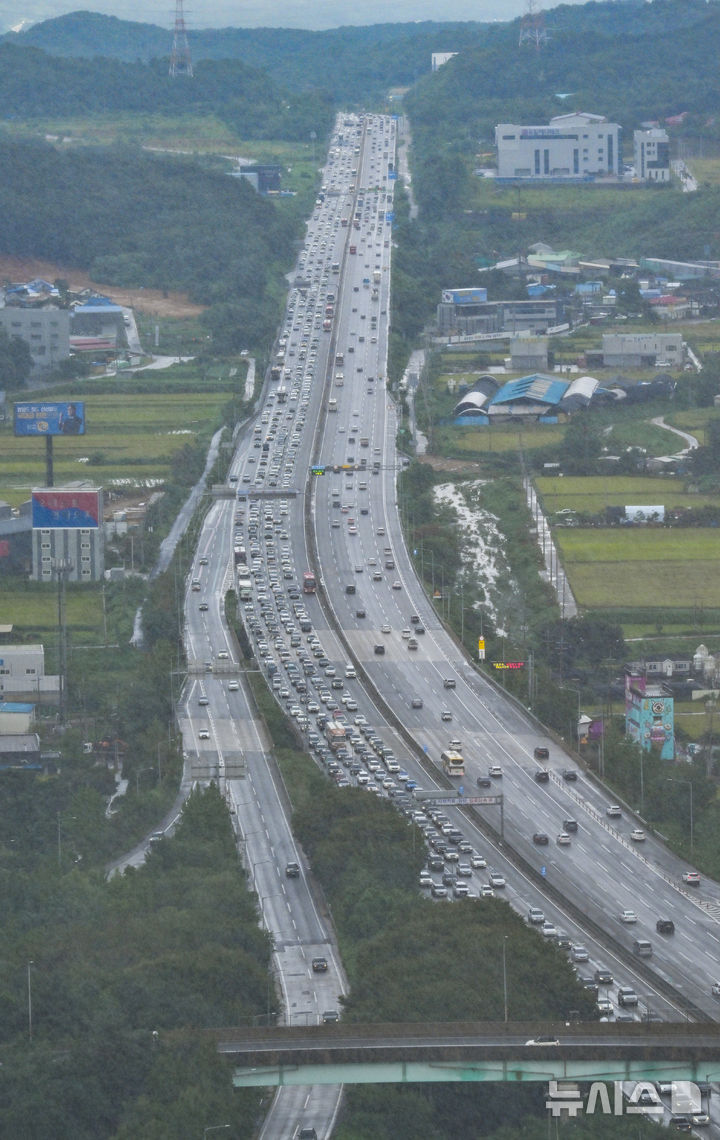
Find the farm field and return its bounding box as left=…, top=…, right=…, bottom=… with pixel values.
left=0, top=582, right=105, bottom=654
left=0, top=389, right=231, bottom=504
left=558, top=528, right=720, bottom=609
left=438, top=422, right=565, bottom=454
left=537, top=475, right=720, bottom=514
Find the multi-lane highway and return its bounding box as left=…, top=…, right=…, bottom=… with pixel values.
left=177, top=111, right=720, bottom=1135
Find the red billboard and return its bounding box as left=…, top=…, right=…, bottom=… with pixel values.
left=32, top=489, right=101, bottom=529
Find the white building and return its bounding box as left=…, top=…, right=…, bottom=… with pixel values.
left=602, top=332, right=683, bottom=369
left=0, top=306, right=70, bottom=374
left=633, top=128, right=670, bottom=182
left=495, top=112, right=622, bottom=181
left=0, top=645, right=60, bottom=700
left=431, top=52, right=457, bottom=71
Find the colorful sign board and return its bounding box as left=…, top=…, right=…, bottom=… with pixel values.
left=441, top=288, right=488, bottom=305
left=14, top=402, right=86, bottom=436
left=32, top=489, right=101, bottom=529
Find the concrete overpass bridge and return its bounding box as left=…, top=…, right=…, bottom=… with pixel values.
left=213, top=1022, right=720, bottom=1089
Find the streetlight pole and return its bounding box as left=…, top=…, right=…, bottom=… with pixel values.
left=27, top=960, right=33, bottom=1041
left=667, top=778, right=694, bottom=856
left=502, top=936, right=508, bottom=1023
left=561, top=686, right=582, bottom=747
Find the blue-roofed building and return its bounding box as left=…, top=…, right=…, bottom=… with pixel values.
left=488, top=373, right=569, bottom=420
left=0, top=701, right=35, bottom=734
left=71, top=295, right=125, bottom=340
left=452, top=372, right=601, bottom=424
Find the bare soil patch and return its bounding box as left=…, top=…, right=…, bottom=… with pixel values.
left=0, top=255, right=205, bottom=318
left=417, top=454, right=485, bottom=475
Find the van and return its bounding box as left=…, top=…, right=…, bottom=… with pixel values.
left=633, top=939, right=653, bottom=958
left=443, top=678, right=456, bottom=689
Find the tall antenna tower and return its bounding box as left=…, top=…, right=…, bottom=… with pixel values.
left=519, top=0, right=548, bottom=50
left=169, top=0, right=193, bottom=78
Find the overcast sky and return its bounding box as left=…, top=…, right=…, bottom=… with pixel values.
left=1, top=0, right=593, bottom=34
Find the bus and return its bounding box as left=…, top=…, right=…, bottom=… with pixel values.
left=303, top=570, right=317, bottom=594
left=441, top=750, right=465, bottom=777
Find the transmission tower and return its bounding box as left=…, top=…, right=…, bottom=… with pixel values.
left=169, top=0, right=193, bottom=77
left=519, top=0, right=548, bottom=49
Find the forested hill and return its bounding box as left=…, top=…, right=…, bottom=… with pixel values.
left=407, top=0, right=720, bottom=141
left=3, top=13, right=485, bottom=98
left=0, top=41, right=334, bottom=139
left=5, top=0, right=720, bottom=105
left=0, top=134, right=300, bottom=353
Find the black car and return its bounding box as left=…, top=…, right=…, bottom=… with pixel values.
left=476, top=776, right=492, bottom=788
left=533, top=832, right=550, bottom=845
left=373, top=644, right=385, bottom=655
left=562, top=769, right=578, bottom=781
left=534, top=769, right=550, bottom=783
left=311, top=957, right=328, bottom=972
left=563, top=819, right=579, bottom=833
left=656, top=918, right=675, bottom=935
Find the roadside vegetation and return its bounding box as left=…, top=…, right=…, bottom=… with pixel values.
left=0, top=785, right=268, bottom=1139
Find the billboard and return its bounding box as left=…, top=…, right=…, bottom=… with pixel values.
left=441, top=288, right=488, bottom=305
left=14, top=402, right=85, bottom=437
left=32, top=489, right=101, bottom=529
left=625, top=505, right=665, bottom=523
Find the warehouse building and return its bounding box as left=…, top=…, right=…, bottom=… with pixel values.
left=495, top=112, right=622, bottom=181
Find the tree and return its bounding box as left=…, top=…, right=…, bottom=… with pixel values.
left=0, top=324, right=33, bottom=388
left=562, top=413, right=604, bottom=474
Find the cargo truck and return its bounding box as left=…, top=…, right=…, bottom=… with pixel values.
left=325, top=720, right=347, bottom=751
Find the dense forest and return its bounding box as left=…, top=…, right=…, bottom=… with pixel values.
left=0, top=786, right=269, bottom=1138
left=5, top=0, right=720, bottom=114
left=0, top=41, right=335, bottom=138
left=0, top=134, right=302, bottom=353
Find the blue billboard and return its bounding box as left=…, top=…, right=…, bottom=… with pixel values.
left=14, top=402, right=85, bottom=436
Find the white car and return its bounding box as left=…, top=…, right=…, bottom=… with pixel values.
left=630, top=829, right=646, bottom=842
left=619, top=909, right=637, bottom=923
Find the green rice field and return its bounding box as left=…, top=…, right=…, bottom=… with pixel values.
left=0, top=390, right=231, bottom=503
left=538, top=475, right=719, bottom=514
left=558, top=528, right=720, bottom=608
